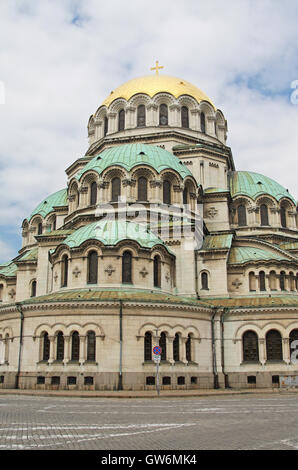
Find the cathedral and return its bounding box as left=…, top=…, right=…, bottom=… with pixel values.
left=0, top=65, right=297, bottom=391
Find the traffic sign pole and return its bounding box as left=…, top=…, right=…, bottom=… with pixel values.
left=153, top=343, right=161, bottom=396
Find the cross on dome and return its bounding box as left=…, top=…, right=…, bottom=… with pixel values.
left=150, top=60, right=164, bottom=75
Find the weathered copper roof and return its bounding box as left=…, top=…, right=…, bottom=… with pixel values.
left=30, top=188, right=68, bottom=221
left=228, top=246, right=291, bottom=265
left=201, top=234, right=233, bottom=251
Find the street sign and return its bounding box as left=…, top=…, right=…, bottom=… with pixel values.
left=153, top=354, right=161, bottom=363
left=153, top=346, right=161, bottom=356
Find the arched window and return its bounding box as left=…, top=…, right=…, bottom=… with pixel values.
left=243, top=331, right=259, bottom=362
left=31, top=280, right=37, bottom=297
left=144, top=332, right=152, bottom=361
left=259, top=271, right=266, bottom=291
left=61, top=255, right=68, bottom=287
left=122, top=251, right=132, bottom=284
left=280, top=205, right=287, bottom=228
left=260, top=204, right=269, bottom=226
left=290, top=330, right=298, bottom=362
left=183, top=187, right=188, bottom=205
left=159, top=104, right=168, bottom=126
left=118, top=109, right=125, bottom=131
left=201, top=272, right=209, bottom=290
left=87, top=251, right=98, bottom=284
left=163, top=180, right=171, bottom=205
left=181, top=106, right=189, bottom=128
left=52, top=216, right=56, bottom=231
left=42, top=332, right=50, bottom=361
left=137, top=177, right=147, bottom=201
left=173, top=334, right=180, bottom=362
left=111, top=177, right=121, bottom=202
left=38, top=222, right=43, bottom=235
left=87, top=331, right=96, bottom=361
left=104, top=116, right=108, bottom=136
left=137, top=105, right=146, bottom=127
left=280, top=271, right=286, bottom=291
left=200, top=112, right=206, bottom=133
left=153, top=255, right=161, bottom=288
left=237, top=205, right=247, bottom=226
left=56, top=332, right=64, bottom=361
left=186, top=334, right=192, bottom=362
left=90, top=182, right=97, bottom=205
left=159, top=332, right=167, bottom=361
left=266, top=330, right=283, bottom=361
left=249, top=272, right=256, bottom=292
left=71, top=331, right=80, bottom=361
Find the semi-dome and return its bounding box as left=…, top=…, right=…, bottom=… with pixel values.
left=29, top=188, right=68, bottom=221
left=77, top=143, right=194, bottom=181
left=62, top=219, right=173, bottom=252
left=229, top=171, right=296, bottom=203
left=102, top=74, right=215, bottom=108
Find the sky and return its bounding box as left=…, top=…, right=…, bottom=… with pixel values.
left=0, top=0, right=298, bottom=262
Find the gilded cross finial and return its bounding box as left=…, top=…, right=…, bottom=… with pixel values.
left=150, top=60, right=164, bottom=75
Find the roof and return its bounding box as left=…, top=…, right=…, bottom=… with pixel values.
left=0, top=261, right=17, bottom=278
left=30, top=188, right=68, bottom=221
left=102, top=74, right=215, bottom=108
left=77, top=143, right=194, bottom=182
left=17, top=247, right=38, bottom=262
left=204, top=295, right=298, bottom=309
left=279, top=242, right=298, bottom=252
left=62, top=220, right=174, bottom=253
left=229, top=171, right=296, bottom=203
left=228, top=246, right=291, bottom=265
left=201, top=234, right=233, bottom=251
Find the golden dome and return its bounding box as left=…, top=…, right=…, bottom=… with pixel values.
left=102, top=74, right=215, bottom=108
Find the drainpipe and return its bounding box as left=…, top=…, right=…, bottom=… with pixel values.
left=220, top=307, right=230, bottom=388
left=15, top=303, right=24, bottom=389
left=118, top=299, right=123, bottom=391
left=211, top=308, right=219, bottom=389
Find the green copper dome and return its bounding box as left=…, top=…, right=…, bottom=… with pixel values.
left=229, top=171, right=296, bottom=203
left=63, top=219, right=173, bottom=253
left=77, top=143, right=194, bottom=181
left=30, top=188, right=68, bottom=221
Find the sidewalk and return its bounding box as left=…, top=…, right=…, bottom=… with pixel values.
left=0, top=387, right=297, bottom=399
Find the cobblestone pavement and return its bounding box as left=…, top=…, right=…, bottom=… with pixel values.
left=0, top=393, right=298, bottom=450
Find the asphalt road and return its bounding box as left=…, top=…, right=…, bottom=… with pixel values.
left=0, top=393, right=298, bottom=450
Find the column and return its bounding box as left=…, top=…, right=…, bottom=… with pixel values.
left=79, top=335, right=86, bottom=365
left=167, top=336, right=174, bottom=364
left=49, top=336, right=55, bottom=364
left=283, top=338, right=290, bottom=364
left=63, top=336, right=70, bottom=364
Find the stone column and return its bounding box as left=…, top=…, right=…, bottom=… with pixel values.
left=259, top=338, right=266, bottom=364
left=125, top=106, right=136, bottom=129
left=180, top=337, right=188, bottom=363
left=167, top=336, right=174, bottom=364
left=169, top=104, right=180, bottom=127
left=63, top=336, right=70, bottom=364
left=190, top=109, right=200, bottom=130
left=48, top=336, right=55, bottom=364
left=79, top=336, right=86, bottom=365
left=146, top=104, right=158, bottom=127
left=107, top=112, right=117, bottom=134
left=283, top=337, right=290, bottom=364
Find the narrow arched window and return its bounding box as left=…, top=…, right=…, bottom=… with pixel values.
left=118, top=109, right=125, bottom=131
left=111, top=177, right=121, bottom=202
left=144, top=332, right=152, bottom=361
left=260, top=204, right=269, bottom=226
left=280, top=205, right=287, bottom=228
left=237, top=205, right=247, bottom=226
left=243, top=331, right=259, bottom=362
left=183, top=187, right=188, bottom=205
left=163, top=180, right=171, bottom=205
left=159, top=104, right=168, bottom=125
left=280, top=271, right=286, bottom=291
left=137, top=105, right=146, bottom=127
left=52, top=216, right=56, bottom=231
left=173, top=334, right=180, bottom=362
left=38, top=222, right=43, bottom=235
left=259, top=271, right=266, bottom=291
left=56, top=332, right=64, bottom=361
left=137, top=177, right=147, bottom=201
left=200, top=112, right=206, bottom=133
left=71, top=331, right=80, bottom=361
left=104, top=116, right=108, bottom=136
left=122, top=251, right=132, bottom=284
left=186, top=334, right=192, bottom=362
left=201, top=272, right=208, bottom=290
left=42, top=333, right=50, bottom=361
left=153, top=255, right=161, bottom=288
left=87, top=251, right=98, bottom=284
left=61, top=255, right=68, bottom=287
left=31, top=280, right=37, bottom=297
left=159, top=332, right=167, bottom=361
left=90, top=182, right=97, bottom=205
left=266, top=330, right=283, bottom=361
left=87, top=331, right=96, bottom=361
left=181, top=106, right=189, bottom=128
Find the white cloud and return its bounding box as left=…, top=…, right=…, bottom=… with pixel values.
left=0, top=0, right=297, bottom=257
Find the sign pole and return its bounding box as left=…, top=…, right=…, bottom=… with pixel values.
left=153, top=329, right=161, bottom=396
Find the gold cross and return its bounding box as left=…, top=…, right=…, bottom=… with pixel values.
left=150, top=60, right=164, bottom=75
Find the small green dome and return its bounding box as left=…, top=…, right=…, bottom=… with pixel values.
left=30, top=188, right=68, bottom=221
left=77, top=143, right=194, bottom=181
left=229, top=171, right=296, bottom=203
left=63, top=219, right=172, bottom=252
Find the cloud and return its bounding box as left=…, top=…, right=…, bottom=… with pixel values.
left=0, top=0, right=297, bottom=258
